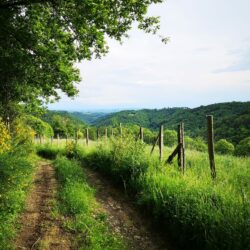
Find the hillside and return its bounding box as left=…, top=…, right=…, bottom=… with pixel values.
left=94, top=102, right=250, bottom=144
left=70, top=112, right=108, bottom=124
left=42, top=110, right=87, bottom=136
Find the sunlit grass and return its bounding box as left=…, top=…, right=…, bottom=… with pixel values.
left=54, top=156, right=127, bottom=249
left=37, top=138, right=250, bottom=249
left=0, top=152, right=37, bottom=249
left=78, top=137, right=250, bottom=250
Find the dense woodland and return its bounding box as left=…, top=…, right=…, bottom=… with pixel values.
left=85, top=101, right=250, bottom=145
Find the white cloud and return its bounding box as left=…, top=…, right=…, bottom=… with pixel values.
left=49, top=0, right=250, bottom=111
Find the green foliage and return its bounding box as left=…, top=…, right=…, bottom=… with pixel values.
left=76, top=139, right=250, bottom=250
left=235, top=137, right=250, bottom=157
left=42, top=111, right=86, bottom=137
left=0, top=0, right=164, bottom=116
left=185, top=137, right=207, bottom=152
left=71, top=112, right=108, bottom=124
left=94, top=102, right=250, bottom=145
left=215, top=139, right=234, bottom=155
left=0, top=151, right=35, bottom=249
left=164, top=129, right=177, bottom=146
left=143, top=127, right=157, bottom=144
left=54, top=156, right=126, bottom=249
left=23, top=114, right=53, bottom=137
left=36, top=144, right=64, bottom=159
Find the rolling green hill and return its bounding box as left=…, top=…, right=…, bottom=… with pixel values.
left=94, top=102, right=250, bottom=144
left=42, top=111, right=87, bottom=137
left=70, top=112, right=108, bottom=124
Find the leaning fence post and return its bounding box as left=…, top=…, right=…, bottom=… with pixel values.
left=159, top=125, right=164, bottom=161
left=151, top=134, right=159, bottom=155
left=111, top=128, right=114, bottom=137
left=181, top=123, right=185, bottom=174
left=177, top=124, right=182, bottom=169
left=207, top=115, right=216, bottom=179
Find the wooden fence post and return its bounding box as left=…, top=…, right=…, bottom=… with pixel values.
left=151, top=134, right=159, bottom=155
left=57, top=133, right=60, bottom=146
left=181, top=123, right=185, bottom=174
left=39, top=134, right=42, bottom=144
left=177, top=123, right=185, bottom=172
left=139, top=127, right=144, bottom=142
left=159, top=125, right=164, bottom=161
left=178, top=125, right=182, bottom=168
left=111, top=128, right=114, bottom=137
left=51, top=136, right=53, bottom=145
left=86, top=128, right=89, bottom=146
left=207, top=115, right=216, bottom=179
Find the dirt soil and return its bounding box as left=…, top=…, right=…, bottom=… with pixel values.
left=14, top=162, right=71, bottom=250
left=85, top=168, right=176, bottom=250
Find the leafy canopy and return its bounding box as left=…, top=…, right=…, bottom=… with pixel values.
left=0, top=0, right=165, bottom=117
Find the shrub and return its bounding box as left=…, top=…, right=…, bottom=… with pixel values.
left=23, top=115, right=54, bottom=138
left=36, top=144, right=63, bottom=159
left=0, top=120, right=11, bottom=154
left=11, top=117, right=35, bottom=155
left=185, top=137, right=207, bottom=152
left=235, top=137, right=250, bottom=157
left=164, top=130, right=177, bottom=147
left=215, top=139, right=234, bottom=155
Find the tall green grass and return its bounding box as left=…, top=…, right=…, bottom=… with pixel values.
left=36, top=143, right=65, bottom=159
left=77, top=136, right=250, bottom=250
left=0, top=151, right=36, bottom=249
left=54, top=156, right=127, bottom=250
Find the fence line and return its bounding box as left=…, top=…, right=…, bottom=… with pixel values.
left=35, top=114, right=216, bottom=179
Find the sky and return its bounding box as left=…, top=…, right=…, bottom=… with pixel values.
left=49, top=0, right=250, bottom=111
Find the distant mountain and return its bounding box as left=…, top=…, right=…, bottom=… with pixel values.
left=70, top=112, right=109, bottom=124
left=94, top=102, right=250, bottom=144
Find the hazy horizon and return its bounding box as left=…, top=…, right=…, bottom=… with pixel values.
left=48, top=100, right=249, bottom=113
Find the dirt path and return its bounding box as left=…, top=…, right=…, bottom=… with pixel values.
left=14, top=162, right=71, bottom=250
left=85, top=168, right=175, bottom=250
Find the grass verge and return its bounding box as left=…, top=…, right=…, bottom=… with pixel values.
left=0, top=152, right=37, bottom=249
left=53, top=156, right=127, bottom=250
